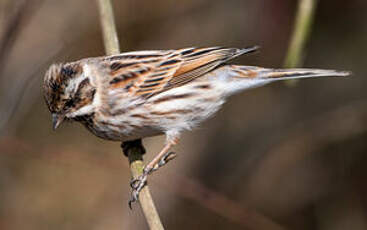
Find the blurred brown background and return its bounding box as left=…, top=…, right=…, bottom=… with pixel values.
left=0, top=0, right=366, bottom=229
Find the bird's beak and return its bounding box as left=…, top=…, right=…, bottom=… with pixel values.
left=52, top=113, right=64, bottom=130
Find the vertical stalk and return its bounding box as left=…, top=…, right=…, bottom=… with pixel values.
left=96, top=0, right=119, bottom=55
left=96, top=1, right=164, bottom=229
left=284, top=0, right=318, bottom=85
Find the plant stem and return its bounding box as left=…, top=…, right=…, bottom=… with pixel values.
left=123, top=140, right=164, bottom=229
left=284, top=0, right=318, bottom=85
left=96, top=1, right=164, bottom=229
left=96, top=0, right=120, bottom=55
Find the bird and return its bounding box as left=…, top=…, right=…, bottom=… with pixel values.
left=43, top=46, right=350, bottom=205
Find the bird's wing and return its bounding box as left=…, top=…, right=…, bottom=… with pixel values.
left=100, top=46, right=258, bottom=99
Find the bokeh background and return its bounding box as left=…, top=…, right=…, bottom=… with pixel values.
left=0, top=0, right=366, bottom=229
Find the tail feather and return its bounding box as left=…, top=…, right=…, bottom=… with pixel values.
left=216, top=65, right=351, bottom=96
left=230, top=65, right=351, bottom=80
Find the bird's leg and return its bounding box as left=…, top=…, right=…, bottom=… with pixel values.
left=150, top=151, right=177, bottom=172
left=146, top=138, right=179, bottom=173
left=129, top=138, right=178, bottom=205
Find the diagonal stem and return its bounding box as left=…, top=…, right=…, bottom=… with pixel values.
left=96, top=0, right=164, bottom=229
left=122, top=140, right=164, bottom=229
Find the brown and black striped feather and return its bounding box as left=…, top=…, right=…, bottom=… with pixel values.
left=99, top=47, right=255, bottom=99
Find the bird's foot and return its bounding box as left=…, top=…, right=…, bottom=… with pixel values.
left=128, top=152, right=177, bottom=208
left=129, top=170, right=148, bottom=209
left=151, top=151, right=177, bottom=172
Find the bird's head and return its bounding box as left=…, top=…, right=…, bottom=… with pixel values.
left=43, top=63, right=96, bottom=129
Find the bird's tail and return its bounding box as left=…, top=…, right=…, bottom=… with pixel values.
left=229, top=65, right=351, bottom=80
left=215, top=65, right=351, bottom=96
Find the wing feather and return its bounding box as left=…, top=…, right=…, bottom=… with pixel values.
left=100, top=46, right=258, bottom=99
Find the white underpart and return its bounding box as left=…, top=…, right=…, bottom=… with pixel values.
left=145, top=66, right=272, bottom=140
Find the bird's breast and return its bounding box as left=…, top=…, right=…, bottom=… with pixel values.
left=73, top=111, right=162, bottom=141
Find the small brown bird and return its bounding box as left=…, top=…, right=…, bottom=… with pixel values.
left=43, top=46, right=350, bottom=204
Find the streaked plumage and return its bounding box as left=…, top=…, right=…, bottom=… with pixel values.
left=43, top=46, right=350, bottom=204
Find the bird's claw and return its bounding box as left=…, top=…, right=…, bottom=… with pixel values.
left=128, top=172, right=148, bottom=209
left=128, top=189, right=139, bottom=209
left=130, top=176, right=144, bottom=190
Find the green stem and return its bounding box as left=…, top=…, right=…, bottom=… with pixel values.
left=284, top=0, right=318, bottom=85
